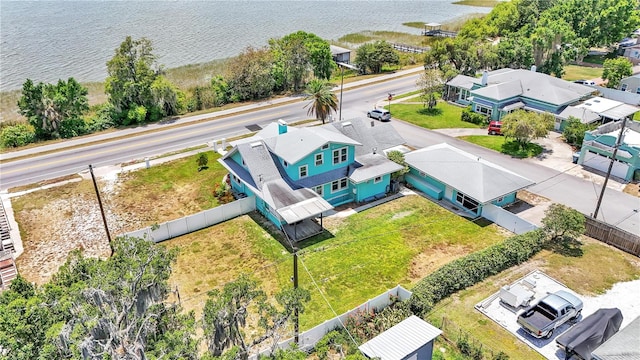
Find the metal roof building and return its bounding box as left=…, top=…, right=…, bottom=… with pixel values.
left=359, top=315, right=442, bottom=360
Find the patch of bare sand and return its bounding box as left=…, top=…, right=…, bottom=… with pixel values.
left=14, top=177, right=145, bottom=284
left=408, top=244, right=470, bottom=281
left=623, top=182, right=639, bottom=198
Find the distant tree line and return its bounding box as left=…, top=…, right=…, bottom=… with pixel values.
left=2, top=30, right=400, bottom=148
left=424, top=0, right=639, bottom=80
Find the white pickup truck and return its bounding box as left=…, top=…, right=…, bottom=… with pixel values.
left=517, top=290, right=583, bottom=339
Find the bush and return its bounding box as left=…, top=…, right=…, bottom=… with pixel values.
left=0, top=123, right=36, bottom=147
left=87, top=103, right=117, bottom=132
left=409, top=230, right=545, bottom=315
left=461, top=108, right=488, bottom=125
left=59, top=117, right=88, bottom=138
left=562, top=117, right=593, bottom=147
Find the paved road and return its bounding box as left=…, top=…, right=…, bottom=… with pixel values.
left=0, top=68, right=422, bottom=190
left=391, top=121, right=640, bottom=235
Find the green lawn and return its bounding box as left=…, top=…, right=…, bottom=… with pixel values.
left=562, top=65, right=603, bottom=81
left=166, top=195, right=506, bottom=330
left=389, top=102, right=482, bottom=129
left=460, top=135, right=544, bottom=158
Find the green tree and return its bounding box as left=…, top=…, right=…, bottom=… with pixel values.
left=270, top=31, right=334, bottom=92
left=197, top=152, right=209, bottom=171
left=562, top=117, right=593, bottom=147
left=17, top=78, right=89, bottom=140
left=105, top=36, right=159, bottom=124
left=501, top=110, right=553, bottom=150
left=602, top=57, right=633, bottom=89
left=0, top=124, right=36, bottom=148
left=542, top=203, right=585, bottom=242
left=203, top=274, right=266, bottom=357
left=417, top=69, right=443, bottom=109
left=226, top=46, right=275, bottom=101
left=387, top=150, right=409, bottom=181
left=256, top=288, right=311, bottom=353
left=303, top=79, right=338, bottom=124
left=355, top=41, right=400, bottom=74
left=152, top=75, right=184, bottom=116
left=0, top=237, right=197, bottom=360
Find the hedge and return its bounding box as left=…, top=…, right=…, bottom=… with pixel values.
left=409, top=229, right=545, bottom=315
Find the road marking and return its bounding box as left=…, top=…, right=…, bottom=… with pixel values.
left=1, top=111, right=289, bottom=175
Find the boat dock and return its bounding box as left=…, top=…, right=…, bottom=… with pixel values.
left=421, top=22, right=457, bottom=38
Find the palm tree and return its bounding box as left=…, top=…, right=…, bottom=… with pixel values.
left=303, top=79, right=338, bottom=124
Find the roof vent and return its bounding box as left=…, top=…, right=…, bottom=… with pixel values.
left=250, top=141, right=262, bottom=148
left=342, top=121, right=352, bottom=127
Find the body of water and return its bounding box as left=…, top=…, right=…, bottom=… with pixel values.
left=0, top=0, right=489, bottom=91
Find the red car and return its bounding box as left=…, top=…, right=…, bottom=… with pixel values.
left=488, top=121, right=503, bottom=135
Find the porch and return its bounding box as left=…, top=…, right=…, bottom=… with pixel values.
left=282, top=217, right=325, bottom=242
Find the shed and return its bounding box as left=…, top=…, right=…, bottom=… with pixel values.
left=592, top=316, right=640, bottom=360
left=330, top=45, right=351, bottom=64
left=359, top=315, right=442, bottom=360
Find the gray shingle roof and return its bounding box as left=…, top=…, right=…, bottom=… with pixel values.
left=263, top=126, right=360, bottom=164
left=404, top=143, right=535, bottom=203
left=464, top=68, right=594, bottom=105
left=359, top=315, right=442, bottom=360
left=446, top=74, right=481, bottom=90
left=350, top=153, right=403, bottom=183
left=326, top=118, right=406, bottom=156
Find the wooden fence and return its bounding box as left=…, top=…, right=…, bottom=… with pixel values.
left=585, top=217, right=640, bottom=257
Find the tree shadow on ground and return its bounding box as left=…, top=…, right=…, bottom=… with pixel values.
left=501, top=140, right=544, bottom=158
left=418, top=107, right=443, bottom=116
left=544, top=235, right=584, bottom=257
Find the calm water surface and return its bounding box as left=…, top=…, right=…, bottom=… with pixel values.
left=0, top=1, right=489, bottom=91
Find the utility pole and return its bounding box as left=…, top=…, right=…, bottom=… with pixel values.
left=89, top=164, right=114, bottom=255
left=338, top=64, right=344, bottom=122
left=293, top=248, right=299, bottom=344
left=593, top=117, right=627, bottom=219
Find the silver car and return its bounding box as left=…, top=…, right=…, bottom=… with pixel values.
left=367, top=109, right=391, bottom=121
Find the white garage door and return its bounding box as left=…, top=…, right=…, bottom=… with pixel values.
left=583, top=151, right=630, bottom=179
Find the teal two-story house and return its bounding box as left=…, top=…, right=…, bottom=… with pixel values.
left=445, top=68, right=594, bottom=122
left=219, top=119, right=405, bottom=241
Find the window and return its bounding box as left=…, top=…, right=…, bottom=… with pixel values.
left=283, top=160, right=288, bottom=167
left=461, top=89, right=470, bottom=100
left=333, top=147, right=348, bottom=165
left=496, top=196, right=504, bottom=203
left=315, top=153, right=323, bottom=166
left=476, top=104, right=492, bottom=116
left=455, top=191, right=479, bottom=212
left=242, top=159, right=246, bottom=166
left=232, top=174, right=241, bottom=185
left=313, top=185, right=323, bottom=196
left=373, top=176, right=382, bottom=184
left=331, top=178, right=348, bottom=193
left=299, top=165, right=308, bottom=178
left=321, top=144, right=329, bottom=150
left=621, top=83, right=628, bottom=91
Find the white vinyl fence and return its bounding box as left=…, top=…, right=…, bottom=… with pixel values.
left=482, top=203, right=538, bottom=235
left=252, top=285, right=413, bottom=358
left=120, top=196, right=255, bottom=243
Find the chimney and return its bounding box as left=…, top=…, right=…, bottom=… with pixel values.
left=530, top=65, right=537, bottom=73
left=277, top=119, right=287, bottom=134
left=481, top=71, right=488, bottom=86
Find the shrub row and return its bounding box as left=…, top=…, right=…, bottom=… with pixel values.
left=461, top=108, right=489, bottom=125
left=409, top=229, right=545, bottom=315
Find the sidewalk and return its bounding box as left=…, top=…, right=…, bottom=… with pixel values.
left=0, top=66, right=424, bottom=161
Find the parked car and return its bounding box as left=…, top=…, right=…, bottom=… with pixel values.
left=574, top=80, right=596, bottom=86
left=488, top=120, right=503, bottom=135
left=517, top=290, right=583, bottom=339
left=367, top=109, right=391, bottom=121
left=556, top=308, right=623, bottom=360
